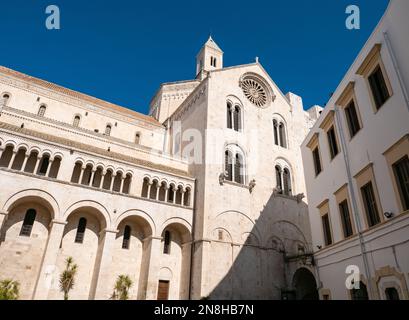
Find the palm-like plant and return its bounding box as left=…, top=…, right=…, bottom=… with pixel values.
left=0, top=279, right=20, bottom=300
left=111, top=275, right=133, bottom=300
left=59, top=257, right=78, bottom=300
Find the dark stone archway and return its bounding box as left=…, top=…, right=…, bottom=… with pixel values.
left=292, top=268, right=319, bottom=300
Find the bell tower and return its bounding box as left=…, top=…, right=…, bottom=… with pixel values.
left=196, top=36, right=223, bottom=80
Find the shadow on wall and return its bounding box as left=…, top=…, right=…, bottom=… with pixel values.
left=205, top=193, right=319, bottom=300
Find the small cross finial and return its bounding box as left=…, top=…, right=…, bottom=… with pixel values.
left=255, top=56, right=259, bottom=63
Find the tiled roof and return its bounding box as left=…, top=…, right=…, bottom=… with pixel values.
left=0, top=66, right=161, bottom=126
left=0, top=122, right=191, bottom=178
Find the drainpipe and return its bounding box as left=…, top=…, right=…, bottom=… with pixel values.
left=383, top=32, right=409, bottom=112
left=334, top=106, right=374, bottom=299
left=188, top=178, right=198, bottom=300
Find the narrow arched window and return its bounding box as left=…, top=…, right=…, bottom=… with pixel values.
left=283, top=168, right=291, bottom=195
left=279, top=122, right=287, bottom=148
left=38, top=105, right=47, bottom=117
left=163, top=230, right=171, bottom=254
left=227, top=103, right=233, bottom=129
left=273, top=120, right=279, bottom=146
left=122, top=225, right=131, bottom=249
left=135, top=133, right=141, bottom=144
left=105, top=124, right=112, bottom=136
left=20, top=209, right=36, bottom=237
left=73, top=115, right=81, bottom=127
left=225, top=150, right=233, bottom=181
left=234, top=153, right=244, bottom=184
left=210, top=57, right=214, bottom=67
left=275, top=166, right=282, bottom=194
left=213, top=57, right=217, bottom=67
left=2, top=93, right=10, bottom=106
left=234, top=106, right=241, bottom=131
left=75, top=217, right=87, bottom=243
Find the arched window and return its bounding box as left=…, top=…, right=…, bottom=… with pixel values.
left=273, top=120, right=279, bottom=146
left=163, top=230, right=171, bottom=254
left=233, top=106, right=241, bottom=131
left=213, top=57, right=217, bottom=67
left=350, top=282, right=369, bottom=300
left=75, top=217, right=87, bottom=243
left=234, top=153, right=244, bottom=184
left=19, top=209, right=36, bottom=237
left=105, top=124, right=112, bottom=136
left=73, top=115, right=81, bottom=127
left=122, top=225, right=131, bottom=249
left=210, top=57, right=213, bottom=67
left=283, top=168, right=292, bottom=195
left=385, top=287, right=400, bottom=300
left=279, top=122, right=287, bottom=148
left=2, top=93, right=10, bottom=106
left=275, top=165, right=282, bottom=194
left=227, top=102, right=233, bottom=129
left=225, top=150, right=233, bottom=181
left=38, top=105, right=47, bottom=117
left=135, top=133, right=141, bottom=144
left=37, top=155, right=50, bottom=176
left=225, top=146, right=246, bottom=185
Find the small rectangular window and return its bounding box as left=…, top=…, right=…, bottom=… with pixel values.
left=361, top=182, right=381, bottom=227
left=339, top=200, right=353, bottom=238
left=392, top=156, right=409, bottom=211
left=313, top=147, right=322, bottom=176
left=368, top=65, right=390, bottom=110
left=345, top=100, right=361, bottom=138
left=322, top=213, right=332, bottom=246
left=327, top=126, right=339, bottom=159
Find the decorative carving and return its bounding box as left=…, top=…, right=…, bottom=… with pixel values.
left=273, top=187, right=282, bottom=196
left=249, top=179, right=256, bottom=193
left=296, top=193, right=305, bottom=203
left=219, top=171, right=228, bottom=185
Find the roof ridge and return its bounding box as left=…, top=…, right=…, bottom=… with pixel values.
left=0, top=65, right=161, bottom=126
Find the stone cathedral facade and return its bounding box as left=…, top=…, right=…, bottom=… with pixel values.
left=0, top=37, right=322, bottom=300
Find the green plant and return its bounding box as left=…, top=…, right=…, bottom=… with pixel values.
left=59, top=257, right=78, bottom=300
left=111, top=275, right=133, bottom=300
left=0, top=279, right=20, bottom=300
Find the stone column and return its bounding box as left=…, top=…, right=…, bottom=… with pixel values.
left=99, top=170, right=106, bottom=189
left=45, top=158, right=54, bottom=177
left=0, top=211, right=8, bottom=233
left=147, top=182, right=152, bottom=199
left=110, top=174, right=116, bottom=191
left=155, top=184, right=160, bottom=201
left=89, top=169, right=96, bottom=187
left=181, top=188, right=185, bottom=206
left=119, top=176, right=125, bottom=193
left=173, top=188, right=177, bottom=204
left=33, top=156, right=42, bottom=175
left=33, top=220, right=67, bottom=300
left=78, top=165, right=85, bottom=184
left=165, top=187, right=169, bottom=203
left=0, top=147, right=4, bottom=159
left=7, top=151, right=17, bottom=169
left=91, top=229, right=118, bottom=300
left=21, top=153, right=29, bottom=172
left=144, top=236, right=162, bottom=300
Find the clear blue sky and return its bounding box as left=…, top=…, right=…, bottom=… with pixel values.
left=0, top=0, right=389, bottom=114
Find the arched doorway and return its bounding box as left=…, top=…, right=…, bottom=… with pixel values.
left=292, top=268, right=319, bottom=300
